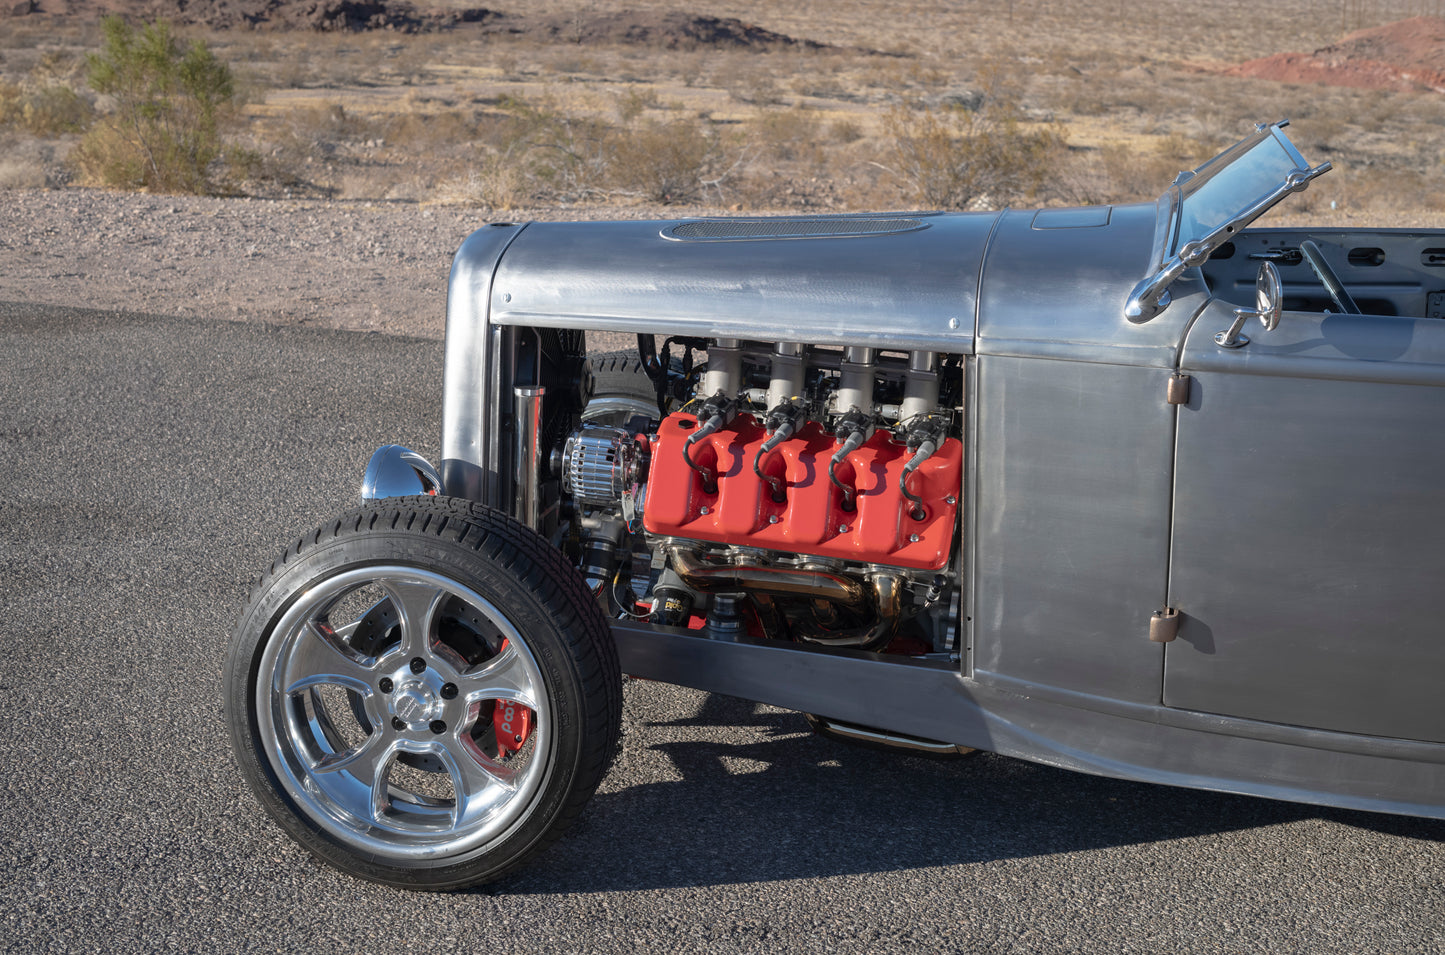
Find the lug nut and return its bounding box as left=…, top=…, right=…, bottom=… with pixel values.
left=441, top=683, right=458, bottom=700
left=429, top=720, right=447, bottom=735
left=391, top=717, right=406, bottom=731
left=378, top=677, right=393, bottom=694
left=409, top=657, right=426, bottom=674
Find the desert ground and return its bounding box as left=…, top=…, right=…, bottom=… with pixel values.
left=3, top=0, right=1445, bottom=332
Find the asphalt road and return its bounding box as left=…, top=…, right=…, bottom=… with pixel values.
left=2, top=302, right=1443, bottom=954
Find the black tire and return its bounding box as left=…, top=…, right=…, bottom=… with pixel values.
left=583, top=352, right=658, bottom=424
left=224, top=495, right=621, bottom=890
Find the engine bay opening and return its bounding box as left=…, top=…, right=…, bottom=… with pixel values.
left=542, top=334, right=967, bottom=660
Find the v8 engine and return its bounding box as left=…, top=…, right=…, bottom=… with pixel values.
left=557, top=337, right=965, bottom=654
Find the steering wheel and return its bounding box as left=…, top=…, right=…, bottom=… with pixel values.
left=1299, top=240, right=1361, bottom=315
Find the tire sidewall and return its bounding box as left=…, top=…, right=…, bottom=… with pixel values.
left=225, top=503, right=599, bottom=889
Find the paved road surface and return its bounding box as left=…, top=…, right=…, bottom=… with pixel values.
left=2, top=303, right=1442, bottom=953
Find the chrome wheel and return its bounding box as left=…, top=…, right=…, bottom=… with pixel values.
left=227, top=497, right=621, bottom=888
left=259, top=567, right=549, bottom=860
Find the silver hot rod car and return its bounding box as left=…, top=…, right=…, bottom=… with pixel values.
left=225, top=121, right=1445, bottom=889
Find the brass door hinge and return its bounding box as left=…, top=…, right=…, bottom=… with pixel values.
left=1166, top=374, right=1191, bottom=405
left=1149, top=607, right=1180, bottom=643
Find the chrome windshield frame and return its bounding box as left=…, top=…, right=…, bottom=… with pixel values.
left=1125, top=121, right=1331, bottom=324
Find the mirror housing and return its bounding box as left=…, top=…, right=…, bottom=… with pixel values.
left=1214, top=262, right=1283, bottom=349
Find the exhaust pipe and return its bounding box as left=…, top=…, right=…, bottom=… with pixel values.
left=666, top=546, right=903, bottom=650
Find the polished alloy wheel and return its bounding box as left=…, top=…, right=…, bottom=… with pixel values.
left=257, top=566, right=549, bottom=861
left=228, top=497, right=620, bottom=889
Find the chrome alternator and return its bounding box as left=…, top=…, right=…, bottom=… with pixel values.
left=562, top=426, right=645, bottom=506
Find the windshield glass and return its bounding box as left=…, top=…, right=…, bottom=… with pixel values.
left=1127, top=122, right=1326, bottom=323
left=1169, top=126, right=1313, bottom=255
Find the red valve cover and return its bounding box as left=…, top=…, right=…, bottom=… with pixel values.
left=643, top=413, right=961, bottom=570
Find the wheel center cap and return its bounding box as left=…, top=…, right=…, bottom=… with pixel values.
left=393, top=681, right=441, bottom=725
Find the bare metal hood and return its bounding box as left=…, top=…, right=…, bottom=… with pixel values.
left=485, top=212, right=1000, bottom=352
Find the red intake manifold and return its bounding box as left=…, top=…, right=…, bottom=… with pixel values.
left=643, top=413, right=961, bottom=570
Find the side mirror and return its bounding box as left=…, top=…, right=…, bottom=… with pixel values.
left=1215, top=262, right=1283, bottom=348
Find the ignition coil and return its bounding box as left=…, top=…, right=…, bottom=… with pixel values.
left=682, top=392, right=739, bottom=494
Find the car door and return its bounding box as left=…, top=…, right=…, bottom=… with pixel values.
left=1166, top=299, right=1445, bottom=742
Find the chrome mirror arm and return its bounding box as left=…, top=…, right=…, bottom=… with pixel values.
left=1214, top=308, right=1257, bottom=349
left=1214, top=261, right=1284, bottom=349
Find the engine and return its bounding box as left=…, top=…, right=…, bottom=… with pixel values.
left=557, top=337, right=964, bottom=655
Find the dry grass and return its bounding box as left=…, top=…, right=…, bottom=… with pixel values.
left=2, top=0, right=1444, bottom=216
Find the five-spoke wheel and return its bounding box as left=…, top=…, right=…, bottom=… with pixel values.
left=226, top=497, right=620, bottom=889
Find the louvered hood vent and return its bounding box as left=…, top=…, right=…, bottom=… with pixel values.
left=665, top=216, right=929, bottom=241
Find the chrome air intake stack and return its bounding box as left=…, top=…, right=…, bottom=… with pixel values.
left=899, top=351, right=941, bottom=422
left=702, top=338, right=743, bottom=398
left=832, top=346, right=877, bottom=417
left=767, top=342, right=806, bottom=410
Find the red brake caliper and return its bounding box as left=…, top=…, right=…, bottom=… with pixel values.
left=492, top=639, right=534, bottom=756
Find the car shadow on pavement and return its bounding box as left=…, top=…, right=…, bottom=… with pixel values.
left=488, top=692, right=1445, bottom=895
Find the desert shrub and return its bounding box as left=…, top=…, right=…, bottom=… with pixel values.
left=614, top=87, right=661, bottom=124
left=0, top=132, right=65, bottom=188
left=426, top=93, right=744, bottom=207
left=384, top=109, right=479, bottom=150
left=444, top=146, right=532, bottom=210
left=281, top=102, right=385, bottom=155
left=753, top=107, right=824, bottom=164
left=15, top=83, right=93, bottom=135
left=500, top=96, right=613, bottom=200
left=607, top=117, right=737, bottom=203
left=0, top=82, right=21, bottom=126
left=727, top=73, right=787, bottom=107
left=878, top=61, right=1063, bottom=210
left=0, top=53, right=94, bottom=136
left=828, top=118, right=864, bottom=144
left=884, top=88, right=1061, bottom=210
left=71, top=16, right=237, bottom=193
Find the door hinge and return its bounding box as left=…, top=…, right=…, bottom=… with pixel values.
left=1166, top=374, right=1191, bottom=405
left=1149, top=607, right=1180, bottom=643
